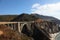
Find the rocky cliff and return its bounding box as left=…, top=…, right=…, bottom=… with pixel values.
left=20, top=19, right=59, bottom=40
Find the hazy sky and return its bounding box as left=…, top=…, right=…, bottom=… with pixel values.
left=0, top=0, right=60, bottom=19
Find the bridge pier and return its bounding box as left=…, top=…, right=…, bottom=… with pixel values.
left=13, top=23, right=17, bottom=30
left=18, top=22, right=21, bottom=33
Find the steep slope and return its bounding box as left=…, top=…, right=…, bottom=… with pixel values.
left=0, top=25, right=32, bottom=40
left=31, top=14, right=60, bottom=24
left=32, top=14, right=58, bottom=20
left=0, top=15, right=17, bottom=21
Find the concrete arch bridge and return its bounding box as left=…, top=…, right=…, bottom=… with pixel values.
left=0, top=21, right=59, bottom=40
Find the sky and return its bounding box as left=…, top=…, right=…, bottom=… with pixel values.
left=0, top=0, right=60, bottom=19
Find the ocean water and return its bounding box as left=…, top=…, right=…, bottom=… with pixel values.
left=55, top=33, right=60, bottom=40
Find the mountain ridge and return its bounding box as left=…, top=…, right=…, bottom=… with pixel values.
left=0, top=13, right=60, bottom=24
left=11, top=13, right=60, bottom=24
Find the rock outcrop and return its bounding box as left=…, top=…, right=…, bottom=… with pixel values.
left=21, top=19, right=59, bottom=40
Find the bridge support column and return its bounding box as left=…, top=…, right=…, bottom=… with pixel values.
left=18, top=22, right=21, bottom=33
left=11, top=24, right=14, bottom=29
left=13, top=24, right=16, bottom=30
left=7, top=24, right=9, bottom=27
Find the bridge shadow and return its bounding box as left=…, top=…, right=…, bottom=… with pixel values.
left=21, top=24, right=50, bottom=40
left=21, top=24, right=31, bottom=36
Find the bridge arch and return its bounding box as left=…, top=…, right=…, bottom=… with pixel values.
left=21, top=24, right=32, bottom=36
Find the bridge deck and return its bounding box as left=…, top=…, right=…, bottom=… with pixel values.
left=0, top=21, right=34, bottom=24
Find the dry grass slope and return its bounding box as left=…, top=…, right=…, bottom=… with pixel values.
left=0, top=25, right=32, bottom=40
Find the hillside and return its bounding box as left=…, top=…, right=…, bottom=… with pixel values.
left=0, top=13, right=60, bottom=24
left=11, top=13, right=38, bottom=21
left=31, top=14, right=60, bottom=24
left=11, top=13, right=60, bottom=24
left=0, top=25, right=32, bottom=40
left=31, top=14, right=58, bottom=20
left=0, top=15, right=17, bottom=21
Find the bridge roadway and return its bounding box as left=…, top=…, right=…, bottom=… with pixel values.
left=0, top=21, right=59, bottom=40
